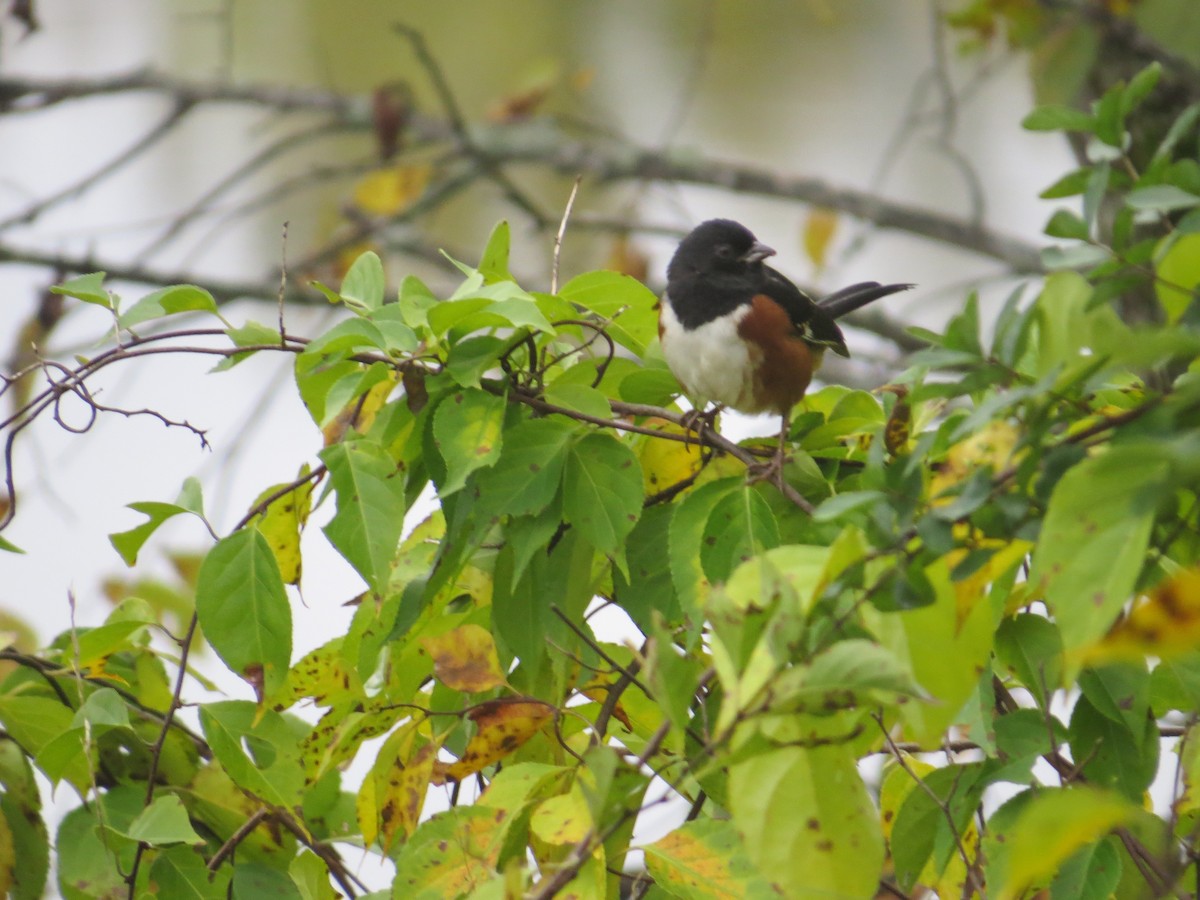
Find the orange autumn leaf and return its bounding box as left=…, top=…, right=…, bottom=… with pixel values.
left=420, top=624, right=506, bottom=693
left=433, top=699, right=555, bottom=784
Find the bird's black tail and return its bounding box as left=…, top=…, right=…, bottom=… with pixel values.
left=819, top=282, right=914, bottom=320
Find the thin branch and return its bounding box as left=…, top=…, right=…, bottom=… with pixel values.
left=0, top=99, right=195, bottom=230
left=127, top=611, right=200, bottom=898
left=0, top=69, right=1045, bottom=271
left=551, top=175, right=583, bottom=294
left=876, top=714, right=986, bottom=899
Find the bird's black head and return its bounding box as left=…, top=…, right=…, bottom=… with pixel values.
left=666, top=219, right=775, bottom=285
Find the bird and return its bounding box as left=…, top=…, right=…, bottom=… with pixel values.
left=659, top=218, right=912, bottom=480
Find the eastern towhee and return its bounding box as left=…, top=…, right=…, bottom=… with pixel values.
left=660, top=218, right=912, bottom=478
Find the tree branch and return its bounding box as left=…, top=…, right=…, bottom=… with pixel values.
left=0, top=69, right=1045, bottom=272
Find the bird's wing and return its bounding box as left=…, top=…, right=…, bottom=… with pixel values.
left=760, top=267, right=849, bottom=356
left=819, top=282, right=914, bottom=320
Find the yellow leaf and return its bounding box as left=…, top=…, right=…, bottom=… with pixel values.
left=322, top=373, right=399, bottom=446
left=379, top=742, right=436, bottom=850
left=1079, top=566, right=1200, bottom=664
left=351, top=163, right=433, bottom=217
left=247, top=465, right=314, bottom=585
left=434, top=699, right=555, bottom=784
left=638, top=418, right=702, bottom=496
left=530, top=782, right=592, bottom=845
left=803, top=208, right=839, bottom=270
left=930, top=420, right=1020, bottom=502
left=420, top=624, right=506, bottom=693
left=945, top=539, right=1033, bottom=630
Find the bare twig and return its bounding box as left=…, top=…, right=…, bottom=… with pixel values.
left=127, top=611, right=200, bottom=898
left=551, top=175, right=583, bottom=294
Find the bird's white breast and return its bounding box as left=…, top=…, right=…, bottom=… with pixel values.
left=659, top=298, right=763, bottom=411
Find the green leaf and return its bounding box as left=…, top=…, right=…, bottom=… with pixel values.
left=729, top=744, right=883, bottom=899
left=1150, top=652, right=1200, bottom=716
left=618, top=366, right=680, bottom=406
left=319, top=439, right=408, bottom=594
left=1127, top=184, right=1200, bottom=212
left=1041, top=243, right=1111, bottom=269
left=891, top=763, right=987, bottom=890
left=72, top=687, right=131, bottom=731
left=994, top=614, right=1063, bottom=708
left=478, top=220, right=513, bottom=283
left=109, top=477, right=207, bottom=565
left=994, top=709, right=1068, bottom=784
left=998, top=787, right=1137, bottom=899
left=56, top=788, right=143, bottom=899
left=0, top=697, right=90, bottom=790
left=701, top=487, right=779, bottom=585
left=562, top=432, right=643, bottom=556
left=613, top=504, right=678, bottom=631
left=1022, top=105, right=1095, bottom=133
left=1155, top=232, right=1200, bottom=323
left=1121, top=62, right=1160, bottom=117
left=1030, top=447, right=1170, bottom=653
left=1040, top=168, right=1093, bottom=199
left=813, top=490, right=887, bottom=523
left=643, top=818, right=777, bottom=899
left=340, top=250, right=386, bottom=312
left=231, top=863, right=303, bottom=899
left=51, top=272, right=111, bottom=308
left=1067, top=695, right=1158, bottom=800
left=199, top=701, right=306, bottom=808
left=366, top=304, right=419, bottom=353
left=195, top=529, right=293, bottom=699
left=120, top=284, right=223, bottom=329
left=669, top=478, right=739, bottom=617
left=149, top=846, right=231, bottom=899
left=544, top=381, right=612, bottom=419
left=431, top=389, right=505, bottom=495
left=1078, top=663, right=1149, bottom=739
left=877, top=556, right=995, bottom=744
left=1050, top=836, right=1122, bottom=900
left=476, top=418, right=576, bottom=520
left=216, top=320, right=283, bottom=371
left=1044, top=209, right=1090, bottom=241
left=290, top=850, right=337, bottom=900
left=558, top=270, right=660, bottom=355
left=0, top=739, right=48, bottom=900
left=445, top=335, right=506, bottom=388
left=121, top=795, right=203, bottom=846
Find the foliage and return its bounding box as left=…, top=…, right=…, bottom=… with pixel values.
left=3, top=52, right=1200, bottom=900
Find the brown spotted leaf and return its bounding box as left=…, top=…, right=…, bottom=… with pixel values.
left=421, top=624, right=506, bottom=693
left=380, top=741, right=436, bottom=850
left=246, top=466, right=314, bottom=585
left=1082, top=566, right=1200, bottom=663
left=433, top=699, right=555, bottom=784
left=644, top=818, right=777, bottom=899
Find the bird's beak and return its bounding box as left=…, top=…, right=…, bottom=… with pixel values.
left=740, top=241, right=775, bottom=264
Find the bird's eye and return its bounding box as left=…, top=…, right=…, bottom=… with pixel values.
left=715, top=244, right=734, bottom=259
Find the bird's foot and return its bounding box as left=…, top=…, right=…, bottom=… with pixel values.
left=679, top=406, right=723, bottom=459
